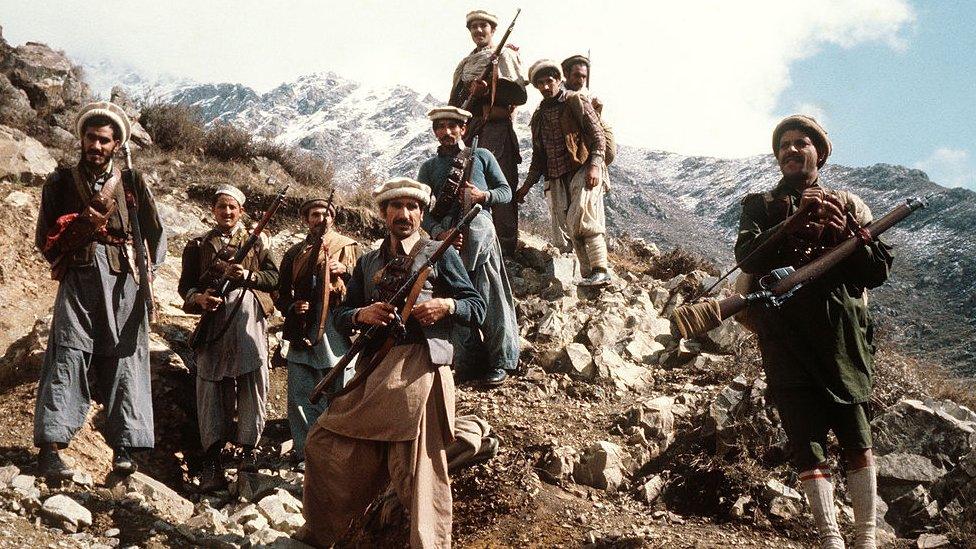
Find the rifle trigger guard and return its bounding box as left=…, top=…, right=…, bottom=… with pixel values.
left=389, top=310, right=406, bottom=341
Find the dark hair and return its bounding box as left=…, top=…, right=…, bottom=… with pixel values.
left=533, top=66, right=561, bottom=84
left=561, top=60, right=589, bottom=76
left=81, top=114, right=122, bottom=141
left=431, top=119, right=466, bottom=129
left=467, top=19, right=497, bottom=31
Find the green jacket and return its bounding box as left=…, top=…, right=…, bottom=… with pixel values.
left=734, top=178, right=893, bottom=403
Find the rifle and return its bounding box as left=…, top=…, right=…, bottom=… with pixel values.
left=459, top=8, right=522, bottom=113
left=671, top=196, right=928, bottom=339
left=430, top=137, right=479, bottom=220
left=187, top=180, right=289, bottom=348
left=121, top=143, right=157, bottom=322
left=287, top=189, right=337, bottom=348
left=309, top=204, right=483, bottom=404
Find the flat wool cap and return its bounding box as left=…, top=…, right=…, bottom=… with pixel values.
left=428, top=106, right=472, bottom=123
left=772, top=114, right=832, bottom=168
left=466, top=10, right=498, bottom=27
left=215, top=184, right=246, bottom=206
left=300, top=197, right=336, bottom=217
left=372, top=177, right=431, bottom=208
left=528, top=59, right=562, bottom=83
left=561, top=54, right=590, bottom=75
left=76, top=101, right=131, bottom=144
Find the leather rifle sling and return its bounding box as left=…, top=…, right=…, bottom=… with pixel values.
left=307, top=244, right=332, bottom=347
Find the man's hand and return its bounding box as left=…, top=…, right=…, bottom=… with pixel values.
left=514, top=183, right=532, bottom=204
left=820, top=193, right=847, bottom=237
left=293, top=300, right=310, bottom=314
left=586, top=164, right=601, bottom=189
left=194, top=289, right=223, bottom=312
left=225, top=264, right=246, bottom=281
left=413, top=298, right=452, bottom=326
left=355, top=302, right=396, bottom=326
left=86, top=206, right=110, bottom=232
left=328, top=259, right=347, bottom=275
left=463, top=181, right=488, bottom=205
left=468, top=79, right=489, bottom=98
left=436, top=230, right=463, bottom=250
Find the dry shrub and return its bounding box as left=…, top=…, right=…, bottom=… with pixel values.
left=204, top=122, right=254, bottom=162
left=344, top=162, right=383, bottom=210
left=140, top=102, right=205, bottom=152
left=645, top=246, right=720, bottom=281
left=257, top=141, right=335, bottom=189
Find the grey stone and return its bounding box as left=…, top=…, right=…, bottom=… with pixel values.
left=873, top=399, right=976, bottom=465
left=229, top=503, right=270, bottom=534
left=3, top=189, right=32, bottom=208
left=623, top=332, right=664, bottom=364
left=637, top=475, right=665, bottom=503
left=876, top=452, right=945, bottom=484
left=0, top=464, right=20, bottom=487
left=116, top=471, right=194, bottom=521
left=0, top=124, right=57, bottom=185
left=573, top=441, right=629, bottom=492
left=256, top=489, right=304, bottom=534
left=41, top=494, right=92, bottom=532
left=559, top=343, right=595, bottom=380
left=540, top=445, right=578, bottom=481
left=916, top=533, right=951, bottom=548
left=234, top=472, right=284, bottom=502
left=184, top=508, right=230, bottom=535
left=585, top=314, right=625, bottom=349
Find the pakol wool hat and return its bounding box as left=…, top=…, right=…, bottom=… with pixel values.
left=427, top=106, right=472, bottom=123
left=560, top=54, right=590, bottom=75
left=528, top=59, right=562, bottom=83
left=466, top=10, right=498, bottom=27
left=299, top=197, right=336, bottom=217
left=772, top=114, right=832, bottom=168
left=215, top=184, right=246, bottom=206
left=76, top=101, right=131, bottom=144
left=372, top=177, right=431, bottom=208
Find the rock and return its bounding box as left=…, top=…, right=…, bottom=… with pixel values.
left=41, top=494, right=92, bottom=532
left=539, top=445, right=578, bottom=481
left=229, top=503, right=270, bottom=534
left=558, top=342, right=595, bottom=380
left=70, top=470, right=93, bottom=487
left=4, top=189, right=32, bottom=207
left=573, top=441, right=629, bottom=492
left=873, top=399, right=976, bottom=466
left=0, top=464, right=20, bottom=487
left=184, top=508, right=230, bottom=535
left=649, top=286, right=670, bottom=312
left=704, top=320, right=741, bottom=353
left=8, top=41, right=89, bottom=117
left=731, top=495, right=752, bottom=518
left=10, top=474, right=39, bottom=499
left=916, top=533, right=951, bottom=548
left=233, top=471, right=283, bottom=502
left=593, top=349, right=649, bottom=391
left=763, top=479, right=803, bottom=520
left=637, top=475, right=665, bottom=503
left=884, top=484, right=938, bottom=537
left=256, top=489, right=304, bottom=534
left=104, top=528, right=120, bottom=537
left=623, top=332, right=665, bottom=364
left=876, top=452, right=946, bottom=501
left=0, top=73, right=35, bottom=126
left=0, top=124, right=57, bottom=184
left=116, top=471, right=194, bottom=521
left=707, top=375, right=750, bottom=435
left=585, top=313, right=625, bottom=348
left=618, top=396, right=675, bottom=460
left=535, top=310, right=573, bottom=346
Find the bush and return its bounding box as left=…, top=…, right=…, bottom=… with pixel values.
left=645, top=247, right=720, bottom=281
left=140, top=102, right=205, bottom=152
left=257, top=141, right=335, bottom=189
left=204, top=122, right=254, bottom=162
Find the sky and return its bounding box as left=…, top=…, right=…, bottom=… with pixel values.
left=1, top=0, right=974, bottom=190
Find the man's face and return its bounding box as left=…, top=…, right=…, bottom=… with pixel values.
left=468, top=20, right=494, bottom=47
left=533, top=76, right=561, bottom=99
left=81, top=124, right=119, bottom=170
left=433, top=120, right=465, bottom=146
left=565, top=64, right=589, bottom=92
left=777, top=129, right=821, bottom=183
left=384, top=197, right=423, bottom=241
left=212, top=195, right=243, bottom=231
left=305, top=206, right=333, bottom=233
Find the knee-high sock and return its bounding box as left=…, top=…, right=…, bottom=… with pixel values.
left=848, top=465, right=877, bottom=549
left=573, top=238, right=592, bottom=277
left=800, top=468, right=845, bottom=549
left=583, top=235, right=608, bottom=271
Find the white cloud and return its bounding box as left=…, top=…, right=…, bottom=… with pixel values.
left=0, top=0, right=915, bottom=158
left=913, top=148, right=976, bottom=190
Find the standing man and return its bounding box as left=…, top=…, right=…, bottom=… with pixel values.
left=561, top=54, right=601, bottom=108
left=418, top=106, right=519, bottom=386
left=736, top=115, right=891, bottom=549
left=34, top=101, right=166, bottom=479
left=450, top=9, right=527, bottom=255
left=179, top=185, right=279, bottom=491
left=514, top=60, right=611, bottom=286
left=276, top=197, right=361, bottom=468
left=296, top=177, right=485, bottom=548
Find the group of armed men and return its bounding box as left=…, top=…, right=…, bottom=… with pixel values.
left=31, top=8, right=895, bottom=549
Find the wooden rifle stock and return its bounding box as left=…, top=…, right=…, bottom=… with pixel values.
left=309, top=204, right=483, bottom=404
left=187, top=181, right=289, bottom=348
left=673, top=196, right=927, bottom=338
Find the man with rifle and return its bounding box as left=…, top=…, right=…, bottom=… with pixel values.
left=34, top=101, right=165, bottom=480
left=179, top=184, right=279, bottom=491
left=515, top=60, right=611, bottom=286
left=449, top=9, right=527, bottom=255
left=734, top=115, right=892, bottom=549
left=276, top=195, right=360, bottom=468
left=296, top=177, right=485, bottom=548
left=418, top=106, right=518, bottom=386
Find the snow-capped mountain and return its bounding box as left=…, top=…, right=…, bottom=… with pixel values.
left=87, top=63, right=976, bottom=372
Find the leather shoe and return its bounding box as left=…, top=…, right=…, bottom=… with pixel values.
left=39, top=448, right=75, bottom=481
left=198, top=457, right=226, bottom=493
left=579, top=269, right=611, bottom=287
left=480, top=368, right=507, bottom=387
left=112, top=447, right=137, bottom=476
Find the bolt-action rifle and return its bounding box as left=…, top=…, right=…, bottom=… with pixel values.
left=430, top=137, right=479, bottom=221
left=121, top=143, right=157, bottom=322
left=287, top=189, right=337, bottom=349
left=309, top=204, right=483, bottom=404
left=457, top=8, right=522, bottom=113
left=671, top=196, right=928, bottom=339
left=187, top=180, right=289, bottom=348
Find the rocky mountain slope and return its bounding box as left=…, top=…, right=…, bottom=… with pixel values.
left=89, top=63, right=976, bottom=373
left=1, top=27, right=975, bottom=548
